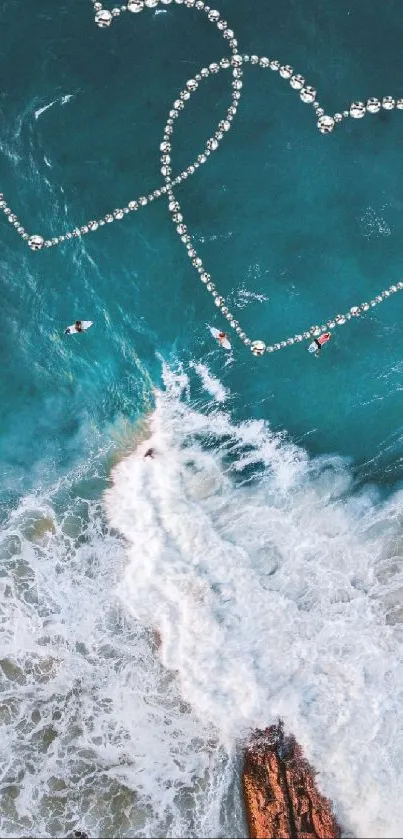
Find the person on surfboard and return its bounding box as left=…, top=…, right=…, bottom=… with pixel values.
left=64, top=320, right=93, bottom=335
left=208, top=326, right=232, bottom=350
left=218, top=331, right=229, bottom=347
left=309, top=331, right=331, bottom=358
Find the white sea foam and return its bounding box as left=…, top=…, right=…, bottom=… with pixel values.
left=0, top=462, right=241, bottom=838
left=2, top=363, right=403, bottom=838
left=232, top=270, right=269, bottom=309
left=195, top=232, right=234, bottom=244
left=359, top=205, right=392, bottom=238
left=104, top=362, right=403, bottom=839
left=34, top=100, right=57, bottom=120
left=191, top=361, right=229, bottom=403
left=235, top=287, right=269, bottom=307
left=34, top=94, right=75, bottom=120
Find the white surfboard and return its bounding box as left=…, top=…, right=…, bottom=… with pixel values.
left=307, top=340, right=318, bottom=353
left=209, top=326, right=232, bottom=351
left=64, top=321, right=93, bottom=335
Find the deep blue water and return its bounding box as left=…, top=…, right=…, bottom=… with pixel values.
left=1, top=0, right=403, bottom=503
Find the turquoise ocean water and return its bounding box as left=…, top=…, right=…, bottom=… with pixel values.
left=2, top=1, right=403, bottom=836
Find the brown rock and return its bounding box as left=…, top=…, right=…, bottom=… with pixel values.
left=242, top=722, right=340, bottom=839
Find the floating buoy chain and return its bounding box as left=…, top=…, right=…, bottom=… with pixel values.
left=1, top=0, right=402, bottom=353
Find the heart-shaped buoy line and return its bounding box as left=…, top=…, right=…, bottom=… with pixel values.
left=159, top=51, right=403, bottom=354
left=1, top=0, right=403, bottom=355
left=1, top=0, right=242, bottom=251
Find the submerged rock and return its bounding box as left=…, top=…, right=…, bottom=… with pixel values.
left=242, top=722, right=340, bottom=839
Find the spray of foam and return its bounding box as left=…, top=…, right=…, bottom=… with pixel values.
left=105, top=361, right=403, bottom=839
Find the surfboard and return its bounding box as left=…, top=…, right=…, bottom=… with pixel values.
left=64, top=321, right=93, bottom=334
left=209, top=326, right=232, bottom=351
left=307, top=341, right=318, bottom=354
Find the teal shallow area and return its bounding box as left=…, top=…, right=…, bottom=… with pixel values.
left=1, top=0, right=403, bottom=500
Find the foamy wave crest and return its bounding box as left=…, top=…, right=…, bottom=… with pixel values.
left=106, top=361, right=403, bottom=839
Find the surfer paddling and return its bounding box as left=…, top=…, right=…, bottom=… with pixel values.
left=308, top=332, right=331, bottom=358
left=217, top=331, right=229, bottom=347
left=64, top=320, right=93, bottom=335
left=209, top=326, right=232, bottom=350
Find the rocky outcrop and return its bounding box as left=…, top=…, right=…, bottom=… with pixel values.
left=242, top=722, right=340, bottom=839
